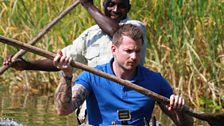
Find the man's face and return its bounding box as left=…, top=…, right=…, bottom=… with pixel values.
left=104, top=0, right=130, bottom=22
left=112, top=36, right=142, bottom=71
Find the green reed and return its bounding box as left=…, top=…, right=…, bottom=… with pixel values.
left=0, top=0, right=223, bottom=113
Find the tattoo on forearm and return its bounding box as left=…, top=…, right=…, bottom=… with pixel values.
left=54, top=77, right=88, bottom=111
left=71, top=84, right=88, bottom=109
left=54, top=77, right=73, bottom=109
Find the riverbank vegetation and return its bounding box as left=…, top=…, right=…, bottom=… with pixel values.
left=0, top=0, right=223, bottom=121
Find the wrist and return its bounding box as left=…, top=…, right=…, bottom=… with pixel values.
left=60, top=71, right=73, bottom=81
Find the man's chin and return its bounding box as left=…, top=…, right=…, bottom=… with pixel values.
left=125, top=66, right=136, bottom=71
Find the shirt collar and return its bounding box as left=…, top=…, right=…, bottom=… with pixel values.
left=107, top=58, right=116, bottom=75
left=130, top=65, right=144, bottom=83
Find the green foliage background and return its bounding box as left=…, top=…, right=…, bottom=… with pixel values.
left=0, top=0, right=223, bottom=112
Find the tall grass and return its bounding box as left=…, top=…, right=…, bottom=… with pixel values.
left=0, top=0, right=223, bottom=116
left=131, top=0, right=224, bottom=110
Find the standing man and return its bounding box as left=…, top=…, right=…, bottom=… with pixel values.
left=53, top=24, right=193, bottom=126
left=3, top=0, right=147, bottom=124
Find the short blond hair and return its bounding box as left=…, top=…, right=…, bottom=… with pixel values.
left=112, top=24, right=143, bottom=46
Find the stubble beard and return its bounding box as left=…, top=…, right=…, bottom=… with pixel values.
left=119, top=62, right=136, bottom=72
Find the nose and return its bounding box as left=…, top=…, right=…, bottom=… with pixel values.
left=130, top=52, right=137, bottom=60
left=112, top=5, right=118, bottom=12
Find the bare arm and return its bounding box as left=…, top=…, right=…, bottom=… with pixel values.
left=54, top=75, right=88, bottom=115
left=81, top=1, right=119, bottom=37
left=25, top=59, right=59, bottom=71
left=158, top=95, right=193, bottom=126
left=3, top=55, right=59, bottom=71
left=53, top=50, right=88, bottom=115
left=54, top=76, right=74, bottom=115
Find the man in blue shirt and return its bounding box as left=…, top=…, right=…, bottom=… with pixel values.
left=53, top=24, right=193, bottom=125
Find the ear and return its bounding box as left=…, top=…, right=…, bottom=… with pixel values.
left=111, top=44, right=117, bottom=54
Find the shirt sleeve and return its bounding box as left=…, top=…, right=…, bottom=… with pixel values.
left=61, top=30, right=88, bottom=72
left=158, top=74, right=174, bottom=98
left=139, top=23, right=147, bottom=65
left=74, top=71, right=93, bottom=94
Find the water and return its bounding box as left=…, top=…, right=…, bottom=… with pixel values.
left=0, top=84, right=210, bottom=126
left=0, top=84, right=78, bottom=126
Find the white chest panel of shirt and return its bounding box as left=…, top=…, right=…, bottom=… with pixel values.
left=84, top=33, right=113, bottom=67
